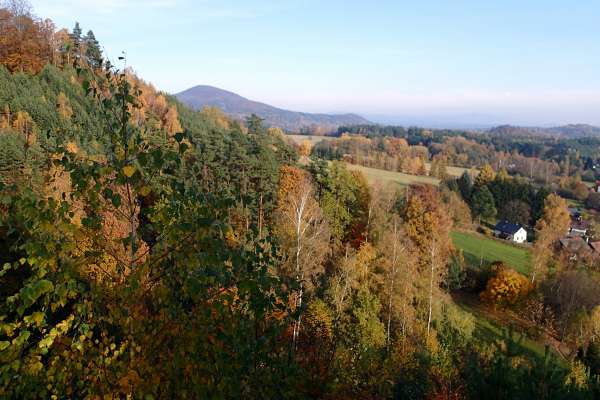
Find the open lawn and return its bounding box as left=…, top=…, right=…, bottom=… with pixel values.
left=345, top=163, right=440, bottom=187
left=451, top=231, right=531, bottom=275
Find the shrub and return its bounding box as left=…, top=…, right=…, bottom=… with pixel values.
left=480, top=263, right=532, bottom=307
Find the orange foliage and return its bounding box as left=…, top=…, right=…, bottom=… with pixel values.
left=125, top=72, right=183, bottom=137
left=0, top=8, right=56, bottom=73
left=277, top=165, right=310, bottom=208
left=298, top=140, right=313, bottom=157
left=480, top=263, right=532, bottom=307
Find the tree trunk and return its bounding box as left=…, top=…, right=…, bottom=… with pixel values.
left=427, top=239, right=436, bottom=337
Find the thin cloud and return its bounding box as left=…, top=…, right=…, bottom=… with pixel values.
left=32, top=0, right=178, bottom=16
left=32, top=0, right=277, bottom=20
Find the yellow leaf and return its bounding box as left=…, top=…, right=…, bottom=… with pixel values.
left=122, top=165, right=136, bottom=178
left=139, top=186, right=151, bottom=196
left=31, top=312, right=44, bottom=327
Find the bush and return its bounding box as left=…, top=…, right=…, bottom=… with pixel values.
left=480, top=263, right=532, bottom=307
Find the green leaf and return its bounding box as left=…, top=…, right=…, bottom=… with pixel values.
left=111, top=193, right=122, bottom=208
left=20, top=280, right=54, bottom=310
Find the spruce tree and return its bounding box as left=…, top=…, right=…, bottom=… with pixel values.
left=70, top=22, right=83, bottom=62
left=84, top=30, right=102, bottom=68
left=71, top=22, right=82, bottom=45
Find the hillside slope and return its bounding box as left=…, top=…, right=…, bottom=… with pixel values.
left=175, top=85, right=368, bottom=132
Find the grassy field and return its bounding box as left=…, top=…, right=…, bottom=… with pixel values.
left=453, top=295, right=564, bottom=365
left=345, top=163, right=440, bottom=187
left=431, top=163, right=474, bottom=178
left=451, top=231, right=531, bottom=275
left=286, top=134, right=336, bottom=145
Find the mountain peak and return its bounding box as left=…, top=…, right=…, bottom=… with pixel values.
left=175, top=85, right=369, bottom=132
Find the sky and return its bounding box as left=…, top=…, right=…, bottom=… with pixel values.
left=31, top=0, right=600, bottom=126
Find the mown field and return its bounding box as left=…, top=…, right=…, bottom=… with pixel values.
left=286, top=134, right=336, bottom=145
left=438, top=164, right=474, bottom=178
left=451, top=230, right=532, bottom=275
left=345, top=163, right=440, bottom=187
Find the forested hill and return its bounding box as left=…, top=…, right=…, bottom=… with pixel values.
left=175, top=84, right=369, bottom=132
left=488, top=124, right=600, bottom=138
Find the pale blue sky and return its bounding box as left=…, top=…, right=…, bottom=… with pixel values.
left=31, top=0, right=600, bottom=126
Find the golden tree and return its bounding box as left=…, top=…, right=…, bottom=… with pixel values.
left=475, top=163, right=496, bottom=187
left=531, top=194, right=570, bottom=283
left=404, top=185, right=453, bottom=336
left=481, top=263, right=532, bottom=307
left=274, top=165, right=330, bottom=348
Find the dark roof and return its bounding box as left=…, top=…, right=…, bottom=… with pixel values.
left=494, top=221, right=524, bottom=235
left=570, top=219, right=589, bottom=231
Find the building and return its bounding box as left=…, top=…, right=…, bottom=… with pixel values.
left=569, top=220, right=589, bottom=237
left=494, top=221, right=527, bottom=244
left=568, top=209, right=589, bottom=237
left=560, top=237, right=596, bottom=262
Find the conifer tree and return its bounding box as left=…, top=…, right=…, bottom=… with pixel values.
left=70, top=21, right=82, bottom=60
left=84, top=29, right=102, bottom=68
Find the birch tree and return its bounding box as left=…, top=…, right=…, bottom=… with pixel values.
left=403, top=185, right=453, bottom=337
left=275, top=166, right=330, bottom=348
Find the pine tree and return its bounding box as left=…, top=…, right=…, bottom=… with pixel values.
left=470, top=185, right=497, bottom=221
left=70, top=22, right=82, bottom=61
left=84, top=30, right=102, bottom=68
left=246, top=113, right=265, bottom=135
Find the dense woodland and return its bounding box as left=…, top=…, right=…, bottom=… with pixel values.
left=1, top=2, right=600, bottom=398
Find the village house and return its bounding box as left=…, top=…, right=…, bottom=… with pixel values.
left=560, top=236, right=593, bottom=261
left=567, top=208, right=589, bottom=237
left=493, top=221, right=527, bottom=244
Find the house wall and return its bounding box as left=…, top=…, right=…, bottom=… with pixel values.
left=512, top=229, right=527, bottom=243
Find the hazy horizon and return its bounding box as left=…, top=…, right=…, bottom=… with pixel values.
left=32, top=0, right=600, bottom=126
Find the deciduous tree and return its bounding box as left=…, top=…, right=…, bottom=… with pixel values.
left=275, top=165, right=329, bottom=348
left=531, top=194, right=570, bottom=283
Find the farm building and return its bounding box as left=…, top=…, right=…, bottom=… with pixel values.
left=493, top=221, right=527, bottom=244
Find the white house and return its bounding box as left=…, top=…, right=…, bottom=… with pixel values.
left=494, top=221, right=527, bottom=244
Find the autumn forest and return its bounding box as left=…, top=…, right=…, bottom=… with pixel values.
left=1, top=1, right=600, bottom=399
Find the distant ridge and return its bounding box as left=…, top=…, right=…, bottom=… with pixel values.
left=175, top=85, right=369, bottom=132
left=488, top=124, right=600, bottom=138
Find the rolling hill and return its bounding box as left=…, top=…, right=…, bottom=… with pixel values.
left=175, top=85, right=369, bottom=132
left=489, top=124, right=600, bottom=138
